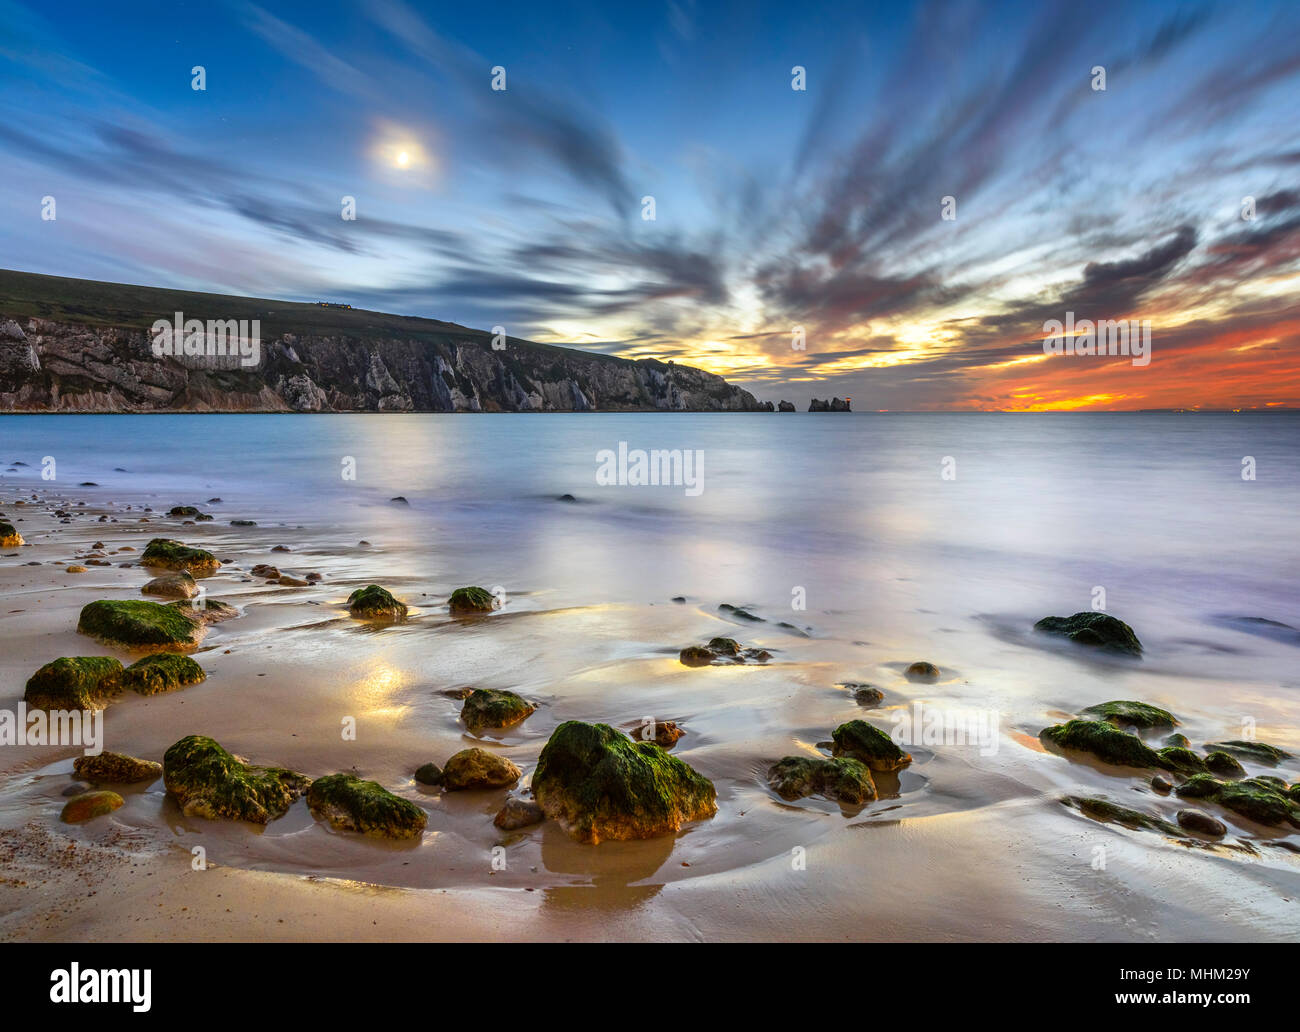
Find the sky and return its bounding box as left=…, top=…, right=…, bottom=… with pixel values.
left=1, top=0, right=1298, bottom=410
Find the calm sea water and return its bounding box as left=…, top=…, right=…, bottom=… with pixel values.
left=3, top=411, right=1298, bottom=687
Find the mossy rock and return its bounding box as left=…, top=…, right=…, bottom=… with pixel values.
left=306, top=773, right=427, bottom=840
left=904, top=661, right=940, bottom=682
left=73, top=752, right=162, bottom=784
left=461, top=689, right=535, bottom=732
left=1156, top=746, right=1207, bottom=776
left=441, top=747, right=522, bottom=790
left=0, top=521, right=23, bottom=547
left=768, top=755, right=877, bottom=804
left=1163, top=733, right=1190, bottom=748
left=167, top=598, right=238, bottom=625
left=1034, top=612, right=1142, bottom=655
left=23, top=656, right=123, bottom=710
left=1205, top=750, right=1246, bottom=778
left=78, top=599, right=205, bottom=652
left=1040, top=719, right=1166, bottom=769
left=140, top=538, right=219, bottom=573
left=121, top=654, right=206, bottom=696
left=831, top=719, right=912, bottom=772
left=163, top=735, right=310, bottom=824
left=60, top=791, right=124, bottom=823
left=1080, top=700, right=1176, bottom=730
left=448, top=586, right=498, bottom=615
left=1203, top=740, right=1292, bottom=765
left=1174, top=773, right=1300, bottom=828
left=167, top=506, right=202, bottom=517
left=347, top=584, right=407, bottom=620
left=532, top=721, right=717, bottom=844
left=1063, top=796, right=1183, bottom=836
left=678, top=637, right=771, bottom=666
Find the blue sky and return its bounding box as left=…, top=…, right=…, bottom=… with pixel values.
left=1, top=0, right=1298, bottom=408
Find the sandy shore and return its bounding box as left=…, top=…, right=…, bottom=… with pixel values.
left=1, top=482, right=1297, bottom=942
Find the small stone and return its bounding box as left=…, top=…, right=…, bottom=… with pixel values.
left=494, top=798, right=544, bottom=830
left=442, top=748, right=521, bottom=790
left=1176, top=809, right=1226, bottom=837
left=904, top=661, right=940, bottom=682
left=60, top=790, right=124, bottom=823
left=1151, top=773, right=1174, bottom=794
left=414, top=763, right=443, bottom=786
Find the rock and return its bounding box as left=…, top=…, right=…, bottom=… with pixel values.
left=389, top=496, right=409, bottom=505
left=77, top=599, right=205, bottom=652
left=251, top=564, right=280, bottom=578
left=306, top=773, right=427, bottom=839
left=168, top=506, right=202, bottom=517
left=840, top=683, right=884, bottom=706
left=494, top=798, right=545, bottom=830
left=24, top=657, right=124, bottom=710
left=272, top=545, right=291, bottom=552
left=447, top=586, right=499, bottom=615
left=121, top=654, right=206, bottom=695
left=163, top=735, right=310, bottom=824
left=1163, top=733, right=1190, bottom=748
left=347, top=584, right=407, bottom=620
left=413, top=763, right=443, bottom=786
left=441, top=748, right=521, bottom=790
left=0, top=521, right=23, bottom=547
left=678, top=637, right=771, bottom=666
left=60, top=791, right=124, bottom=823
left=904, top=661, right=940, bottom=682
left=831, top=720, right=912, bottom=772
left=1205, top=750, right=1246, bottom=777
left=777, top=400, right=795, bottom=411
left=140, top=538, right=220, bottom=573
left=767, top=756, right=876, bottom=804
left=532, top=721, right=717, bottom=844
left=66, top=565, right=88, bottom=574
left=1177, top=809, right=1226, bottom=837
left=142, top=571, right=199, bottom=599
left=719, top=603, right=763, bottom=621
left=1064, top=796, right=1182, bottom=835
left=1033, top=612, right=1142, bottom=655
left=73, top=752, right=162, bottom=783
left=440, top=687, right=475, bottom=700
left=1203, top=740, right=1292, bottom=765
left=670, top=596, right=686, bottom=603
left=630, top=720, right=685, bottom=749
left=557, top=493, right=577, bottom=502
left=231, top=519, right=257, bottom=526
left=808, top=397, right=851, bottom=411
left=278, top=576, right=309, bottom=587
left=1151, top=773, right=1174, bottom=794
left=1157, top=746, right=1207, bottom=775
left=171, top=599, right=238, bottom=625
left=1040, top=719, right=1166, bottom=769
left=1079, top=700, right=1176, bottom=730
left=461, top=688, right=535, bottom=732
left=1175, top=774, right=1300, bottom=828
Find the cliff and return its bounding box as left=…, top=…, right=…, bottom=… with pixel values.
left=0, top=270, right=765, bottom=413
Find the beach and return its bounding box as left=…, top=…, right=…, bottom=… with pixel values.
left=1, top=412, right=1298, bottom=941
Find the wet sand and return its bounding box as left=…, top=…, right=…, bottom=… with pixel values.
left=1, top=482, right=1297, bottom=942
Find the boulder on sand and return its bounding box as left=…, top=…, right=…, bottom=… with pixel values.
left=77, top=599, right=205, bottom=652
left=23, top=656, right=123, bottom=710
left=441, top=747, right=521, bottom=790
left=1033, top=612, right=1142, bottom=655
left=306, top=773, right=427, bottom=839
left=73, top=752, right=162, bottom=784
left=831, top=719, right=912, bottom=772
left=767, top=755, right=876, bottom=805
left=461, top=688, right=535, bottom=733
left=163, top=735, right=310, bottom=824
left=347, top=584, right=407, bottom=620
left=140, top=538, right=220, bottom=574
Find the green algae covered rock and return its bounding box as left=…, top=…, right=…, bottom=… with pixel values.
left=73, top=752, right=161, bottom=784
left=1064, top=795, right=1183, bottom=836
left=306, top=774, right=427, bottom=840
left=1163, top=733, right=1190, bottom=748
left=24, top=656, right=124, bottom=710
left=1174, top=773, right=1300, bottom=828
left=1034, top=612, right=1142, bottom=655
left=1204, top=740, right=1292, bottom=765
left=347, top=584, right=407, bottom=620
left=140, top=538, right=219, bottom=573
left=830, top=719, right=912, bottom=772
left=461, top=688, right=535, bottom=732
left=168, top=598, right=238, bottom=625
left=678, top=637, right=772, bottom=666
left=60, top=790, right=124, bottom=823
left=1205, top=750, right=1246, bottom=778
left=1080, top=700, right=1176, bottom=730
left=441, top=747, right=522, bottom=790
left=1040, top=719, right=1167, bottom=769
left=532, top=721, right=717, bottom=844
left=448, top=586, right=499, bottom=615
left=121, top=654, right=206, bottom=696
left=1156, top=746, right=1208, bottom=776
left=768, top=755, right=876, bottom=805
left=78, top=599, right=205, bottom=652
left=0, top=521, right=24, bottom=547
left=163, top=735, right=310, bottom=824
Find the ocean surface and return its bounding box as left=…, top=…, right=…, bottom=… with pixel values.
left=2, top=411, right=1298, bottom=939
